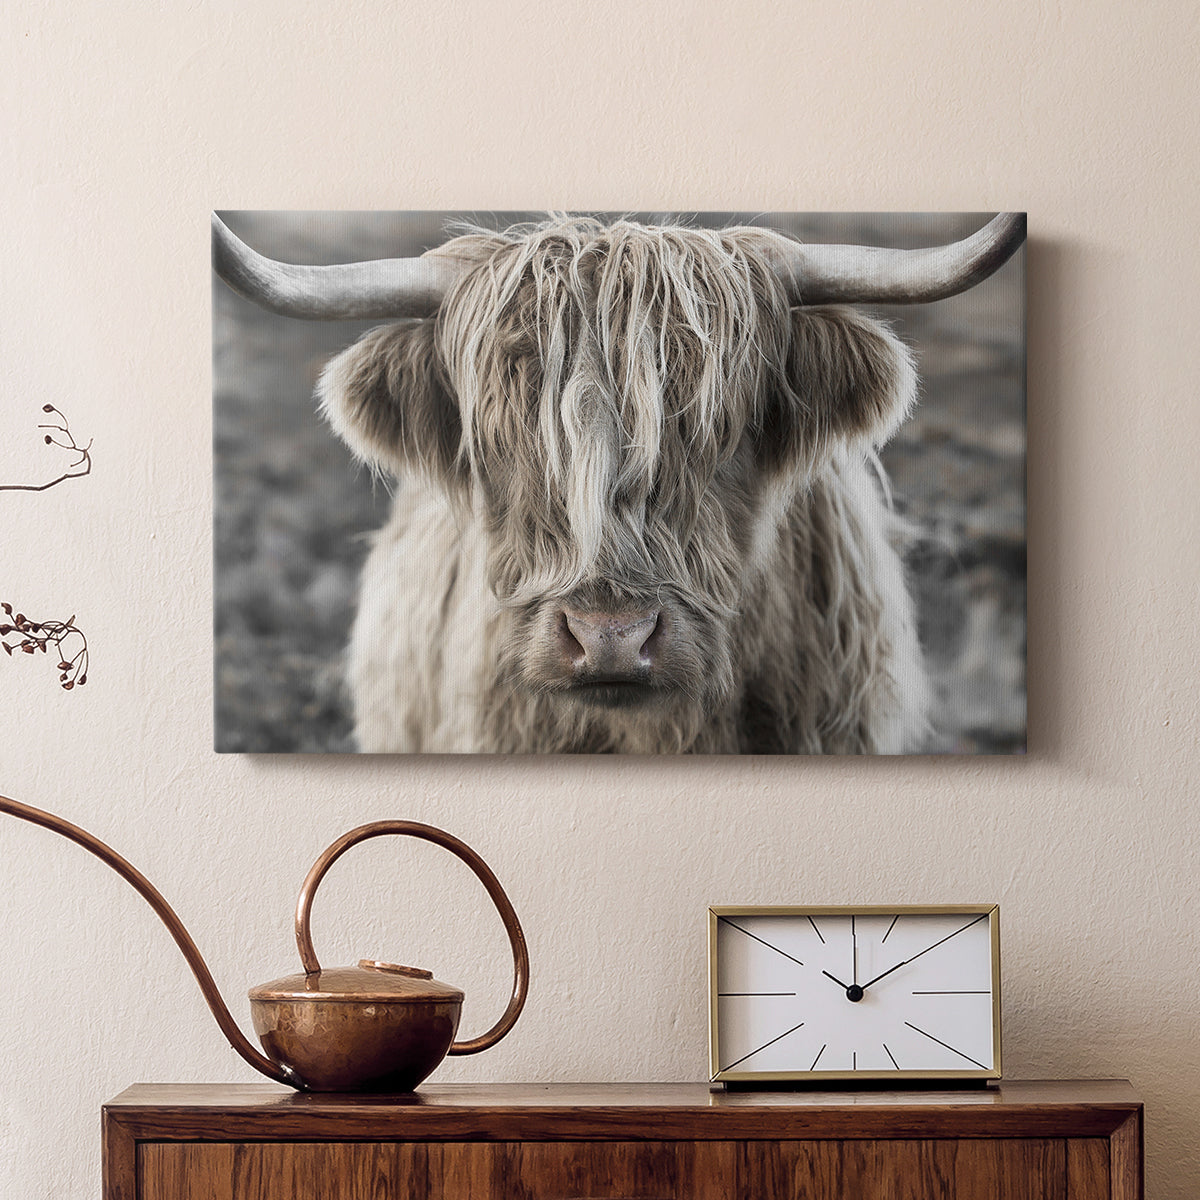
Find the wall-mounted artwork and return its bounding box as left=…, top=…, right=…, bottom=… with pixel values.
left=213, top=212, right=1025, bottom=755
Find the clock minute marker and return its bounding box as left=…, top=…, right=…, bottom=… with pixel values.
left=904, top=1021, right=989, bottom=1070
left=719, top=918, right=804, bottom=968
left=718, top=1020, right=806, bottom=1074
left=883, top=1043, right=899, bottom=1070
left=859, top=913, right=990, bottom=991
left=882, top=915, right=899, bottom=944
left=807, top=916, right=825, bottom=944
left=912, top=990, right=990, bottom=995
left=809, top=1043, right=827, bottom=1070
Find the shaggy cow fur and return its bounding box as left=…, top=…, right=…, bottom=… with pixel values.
left=317, top=216, right=930, bottom=753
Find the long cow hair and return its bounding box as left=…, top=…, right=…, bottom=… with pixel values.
left=317, top=216, right=929, bottom=753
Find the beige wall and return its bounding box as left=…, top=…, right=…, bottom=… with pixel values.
left=1, top=2, right=1196, bottom=1196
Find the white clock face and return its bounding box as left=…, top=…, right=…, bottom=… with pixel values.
left=711, top=907, right=999, bottom=1081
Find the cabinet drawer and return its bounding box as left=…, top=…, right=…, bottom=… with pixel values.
left=138, top=1137, right=1072, bottom=1200
left=139, top=1140, right=736, bottom=1200
left=742, top=1138, right=1068, bottom=1200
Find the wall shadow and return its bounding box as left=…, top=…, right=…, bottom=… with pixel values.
left=1024, top=235, right=1070, bottom=761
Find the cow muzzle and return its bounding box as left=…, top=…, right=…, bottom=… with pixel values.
left=556, top=605, right=665, bottom=707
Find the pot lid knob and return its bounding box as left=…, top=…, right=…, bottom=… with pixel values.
left=358, top=959, right=433, bottom=979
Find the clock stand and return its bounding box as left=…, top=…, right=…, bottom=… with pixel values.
left=712, top=1077, right=996, bottom=1091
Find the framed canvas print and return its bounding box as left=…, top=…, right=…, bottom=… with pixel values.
left=213, top=211, right=1025, bottom=754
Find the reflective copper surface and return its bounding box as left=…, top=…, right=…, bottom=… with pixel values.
left=250, top=992, right=464, bottom=1092
left=0, top=796, right=529, bottom=1093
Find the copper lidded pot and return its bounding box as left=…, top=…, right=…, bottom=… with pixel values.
left=0, top=797, right=529, bottom=1092
left=249, top=820, right=529, bottom=1091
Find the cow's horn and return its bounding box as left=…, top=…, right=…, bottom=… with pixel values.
left=211, top=213, right=464, bottom=320
left=765, top=213, right=1026, bottom=306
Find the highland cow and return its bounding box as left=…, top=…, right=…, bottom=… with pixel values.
left=213, top=212, right=1025, bottom=754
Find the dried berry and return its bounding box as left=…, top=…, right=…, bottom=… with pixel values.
left=3, top=407, right=91, bottom=691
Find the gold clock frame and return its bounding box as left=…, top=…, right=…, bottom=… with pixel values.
left=708, top=904, right=1002, bottom=1084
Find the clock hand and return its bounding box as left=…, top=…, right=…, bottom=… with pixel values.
left=823, top=969, right=865, bottom=1003
left=860, top=913, right=990, bottom=992
left=860, top=959, right=909, bottom=990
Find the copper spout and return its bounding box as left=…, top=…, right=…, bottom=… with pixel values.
left=0, top=794, right=299, bottom=1087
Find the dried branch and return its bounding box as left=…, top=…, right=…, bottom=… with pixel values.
left=0, top=603, right=88, bottom=689
left=0, top=405, right=93, bottom=492
left=2, top=405, right=92, bottom=689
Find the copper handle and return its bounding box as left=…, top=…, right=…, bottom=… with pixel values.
left=294, top=820, right=529, bottom=1056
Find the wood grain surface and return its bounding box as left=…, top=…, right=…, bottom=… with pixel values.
left=1067, top=1139, right=1111, bottom=1199
left=104, top=1079, right=1142, bottom=1140
left=141, top=1141, right=735, bottom=1200
left=741, top=1138, right=1066, bottom=1200
left=106, top=1080, right=1144, bottom=1200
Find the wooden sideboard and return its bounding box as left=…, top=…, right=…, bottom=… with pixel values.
left=103, top=1079, right=1142, bottom=1200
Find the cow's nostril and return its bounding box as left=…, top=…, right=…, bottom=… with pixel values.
left=558, top=611, right=587, bottom=664
left=639, top=612, right=665, bottom=665
left=560, top=607, right=662, bottom=676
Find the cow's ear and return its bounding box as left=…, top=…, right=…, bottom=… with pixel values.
left=760, top=306, right=917, bottom=473
left=317, top=320, right=463, bottom=486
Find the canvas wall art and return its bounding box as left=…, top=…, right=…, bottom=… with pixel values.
left=213, top=212, right=1025, bottom=755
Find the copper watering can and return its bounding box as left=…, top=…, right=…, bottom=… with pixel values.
left=0, top=795, right=529, bottom=1091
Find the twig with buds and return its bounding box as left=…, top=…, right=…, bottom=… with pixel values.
left=0, top=404, right=93, bottom=492
left=0, top=604, right=89, bottom=689
left=2, top=406, right=92, bottom=688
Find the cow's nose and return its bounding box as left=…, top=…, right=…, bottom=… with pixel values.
left=560, top=608, right=663, bottom=676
